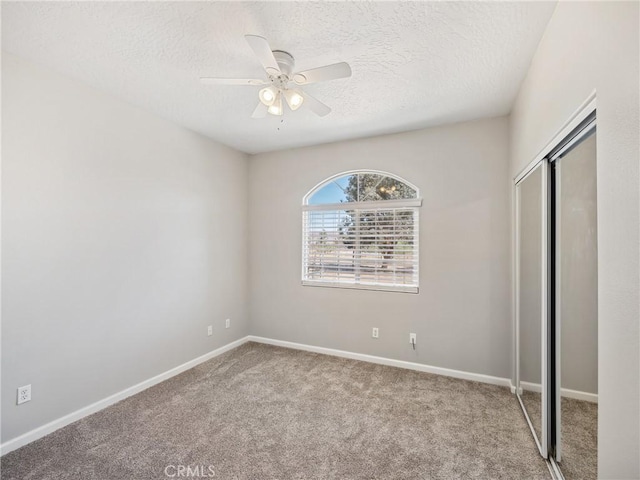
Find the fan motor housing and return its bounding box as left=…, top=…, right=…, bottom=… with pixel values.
left=271, top=50, right=295, bottom=79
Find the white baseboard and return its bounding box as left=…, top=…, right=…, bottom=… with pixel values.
left=247, top=335, right=511, bottom=388
left=2, top=335, right=538, bottom=456
left=560, top=387, right=598, bottom=403
left=519, top=381, right=598, bottom=403
left=0, top=336, right=251, bottom=456
left=520, top=380, right=543, bottom=393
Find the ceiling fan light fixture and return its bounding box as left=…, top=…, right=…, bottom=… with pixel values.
left=267, top=92, right=283, bottom=116
left=202, top=35, right=351, bottom=119
left=259, top=86, right=277, bottom=106
left=284, top=89, right=305, bottom=111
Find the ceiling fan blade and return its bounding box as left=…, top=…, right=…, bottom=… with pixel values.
left=293, top=62, right=351, bottom=85
left=245, top=35, right=281, bottom=75
left=200, top=77, right=266, bottom=86
left=302, top=92, right=331, bottom=117
left=251, top=102, right=268, bottom=119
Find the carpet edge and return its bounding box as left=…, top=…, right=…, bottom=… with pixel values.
left=0, top=336, right=251, bottom=456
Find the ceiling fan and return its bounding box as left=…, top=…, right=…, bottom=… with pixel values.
left=200, top=35, right=352, bottom=118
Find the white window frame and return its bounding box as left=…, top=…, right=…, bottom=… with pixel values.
left=302, top=170, right=422, bottom=294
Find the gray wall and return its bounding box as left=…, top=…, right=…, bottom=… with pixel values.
left=249, top=117, right=512, bottom=378
left=509, top=2, right=639, bottom=477
left=1, top=53, right=250, bottom=443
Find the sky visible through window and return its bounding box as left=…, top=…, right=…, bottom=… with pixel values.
left=307, top=175, right=353, bottom=229
left=307, top=175, right=352, bottom=205
left=306, top=173, right=417, bottom=229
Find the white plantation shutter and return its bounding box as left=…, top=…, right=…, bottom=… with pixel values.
left=302, top=198, right=421, bottom=293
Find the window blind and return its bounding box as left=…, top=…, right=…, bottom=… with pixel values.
left=302, top=206, right=419, bottom=293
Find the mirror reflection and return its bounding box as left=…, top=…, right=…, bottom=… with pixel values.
left=556, top=130, right=598, bottom=479
left=518, top=165, right=544, bottom=446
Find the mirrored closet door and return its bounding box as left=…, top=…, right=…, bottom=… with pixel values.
left=550, top=122, right=598, bottom=480
left=516, top=160, right=548, bottom=457
left=515, top=111, right=597, bottom=480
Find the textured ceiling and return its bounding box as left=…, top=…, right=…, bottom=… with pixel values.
left=2, top=2, right=556, bottom=154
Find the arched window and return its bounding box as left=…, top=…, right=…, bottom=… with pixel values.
left=302, top=171, right=422, bottom=293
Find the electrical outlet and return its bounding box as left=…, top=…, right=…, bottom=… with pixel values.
left=409, top=333, right=417, bottom=345
left=207, top=326, right=213, bottom=336
left=17, top=385, right=31, bottom=405
left=225, top=318, right=230, bottom=329
left=372, top=327, right=379, bottom=338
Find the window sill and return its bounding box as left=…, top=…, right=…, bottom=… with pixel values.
left=301, top=280, right=418, bottom=294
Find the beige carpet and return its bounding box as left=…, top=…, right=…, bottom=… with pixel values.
left=1, top=342, right=550, bottom=479
left=520, top=390, right=543, bottom=444
left=519, top=390, right=597, bottom=479
left=559, top=397, right=597, bottom=480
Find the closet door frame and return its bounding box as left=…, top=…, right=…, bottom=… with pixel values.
left=513, top=91, right=597, bottom=460
left=553, top=158, right=562, bottom=463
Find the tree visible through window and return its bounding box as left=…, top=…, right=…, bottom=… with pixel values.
left=302, top=171, right=421, bottom=293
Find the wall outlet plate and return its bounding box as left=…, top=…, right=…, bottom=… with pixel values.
left=207, top=326, right=213, bottom=336
left=372, top=327, right=379, bottom=338
left=225, top=318, right=230, bottom=329
left=17, top=385, right=31, bottom=405
left=409, top=333, right=417, bottom=344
